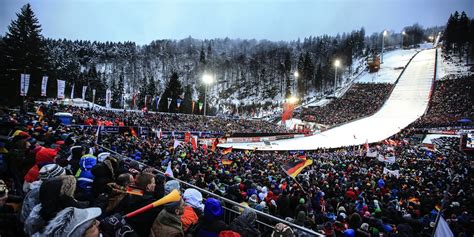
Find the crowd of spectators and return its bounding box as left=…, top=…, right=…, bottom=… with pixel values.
left=35, top=103, right=290, bottom=134
left=0, top=107, right=472, bottom=237
left=411, top=76, right=474, bottom=128
left=298, top=83, right=394, bottom=127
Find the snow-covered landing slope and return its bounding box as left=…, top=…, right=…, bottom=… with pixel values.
left=220, top=48, right=436, bottom=150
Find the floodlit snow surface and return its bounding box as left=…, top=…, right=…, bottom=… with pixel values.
left=356, top=47, right=425, bottom=84
left=220, top=49, right=437, bottom=151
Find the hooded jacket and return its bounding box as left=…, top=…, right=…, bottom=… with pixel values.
left=76, top=154, right=97, bottom=195
left=150, top=209, right=184, bottom=237
left=230, top=208, right=261, bottom=237
left=24, top=147, right=57, bottom=183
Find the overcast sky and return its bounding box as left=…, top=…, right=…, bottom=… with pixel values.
left=0, top=0, right=472, bottom=45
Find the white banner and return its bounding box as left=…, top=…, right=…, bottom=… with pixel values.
left=167, top=97, right=172, bottom=110
left=20, top=74, right=30, bottom=96
left=70, top=84, right=75, bottom=99
left=106, top=89, right=112, bottom=108
left=383, top=167, right=400, bottom=178
left=366, top=150, right=378, bottom=158
left=41, top=76, right=48, bottom=97
left=57, top=79, right=65, bottom=99
left=82, top=86, right=87, bottom=100
left=378, top=154, right=396, bottom=164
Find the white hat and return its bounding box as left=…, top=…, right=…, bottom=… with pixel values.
left=97, top=152, right=111, bottom=162
left=42, top=207, right=101, bottom=237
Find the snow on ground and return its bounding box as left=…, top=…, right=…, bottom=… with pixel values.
left=219, top=49, right=437, bottom=150
left=356, top=47, right=426, bottom=84
left=437, top=48, right=473, bottom=80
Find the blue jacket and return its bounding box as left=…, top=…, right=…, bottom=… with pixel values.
left=76, top=154, right=97, bottom=193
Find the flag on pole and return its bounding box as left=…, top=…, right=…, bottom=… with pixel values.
left=95, top=125, right=103, bottom=144
left=176, top=98, right=182, bottom=109
left=173, top=139, right=181, bottom=149
left=92, top=89, right=96, bottom=104
left=165, top=162, right=174, bottom=177
left=211, top=138, right=218, bottom=152
left=222, top=147, right=233, bottom=155
left=191, top=136, right=198, bottom=152
left=20, top=74, right=31, bottom=96
left=106, top=89, right=112, bottom=108
left=41, top=76, right=48, bottom=97
left=203, top=144, right=208, bottom=155
left=434, top=216, right=454, bottom=237
left=70, top=84, right=75, bottom=99
left=156, top=128, right=163, bottom=140
left=130, top=127, right=138, bottom=137
left=198, top=102, right=203, bottom=112
left=192, top=101, right=196, bottom=113
left=222, top=159, right=233, bottom=165
left=167, top=97, right=172, bottom=110
left=282, top=159, right=313, bottom=178
left=184, top=132, right=191, bottom=143
left=57, top=79, right=65, bottom=99
left=82, top=86, right=87, bottom=100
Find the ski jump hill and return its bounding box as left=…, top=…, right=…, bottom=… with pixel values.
left=220, top=48, right=438, bottom=151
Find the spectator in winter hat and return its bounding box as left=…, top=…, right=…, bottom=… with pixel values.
left=150, top=198, right=185, bottom=237
left=196, top=198, right=229, bottom=237
left=181, top=189, right=201, bottom=232
left=183, top=188, right=205, bottom=213
left=165, top=180, right=181, bottom=194
left=230, top=208, right=261, bottom=237
left=20, top=164, right=66, bottom=223
left=41, top=207, right=102, bottom=237
left=75, top=154, right=97, bottom=201
left=23, top=147, right=57, bottom=191
left=271, top=223, right=295, bottom=237
left=25, top=175, right=86, bottom=236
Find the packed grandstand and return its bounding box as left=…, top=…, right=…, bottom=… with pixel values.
left=1, top=69, right=473, bottom=236
left=1, top=3, right=474, bottom=237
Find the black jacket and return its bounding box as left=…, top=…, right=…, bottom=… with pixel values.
left=115, top=191, right=161, bottom=237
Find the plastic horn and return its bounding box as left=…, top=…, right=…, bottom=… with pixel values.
left=124, top=189, right=180, bottom=218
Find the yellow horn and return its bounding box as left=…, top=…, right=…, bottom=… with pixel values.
left=125, top=189, right=181, bottom=218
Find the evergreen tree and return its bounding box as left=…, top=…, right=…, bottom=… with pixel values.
left=158, top=72, right=183, bottom=112
left=297, top=53, right=305, bottom=98
left=147, top=76, right=157, bottom=108
left=1, top=3, right=46, bottom=104
left=199, top=45, right=206, bottom=65
left=303, top=52, right=315, bottom=93
left=112, top=73, right=124, bottom=108
left=284, top=51, right=292, bottom=98
left=182, top=85, right=193, bottom=114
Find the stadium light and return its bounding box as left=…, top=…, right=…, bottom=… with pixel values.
left=202, top=74, right=214, bottom=116
left=382, top=30, right=388, bottom=64
left=334, top=59, right=340, bottom=95
left=287, top=96, right=299, bottom=104
left=401, top=31, right=406, bottom=48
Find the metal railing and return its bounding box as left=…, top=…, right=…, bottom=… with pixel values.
left=99, top=145, right=324, bottom=236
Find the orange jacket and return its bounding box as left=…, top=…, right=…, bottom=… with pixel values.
left=180, top=205, right=198, bottom=232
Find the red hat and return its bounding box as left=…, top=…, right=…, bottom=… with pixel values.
left=219, top=231, right=241, bottom=237
left=35, top=148, right=57, bottom=164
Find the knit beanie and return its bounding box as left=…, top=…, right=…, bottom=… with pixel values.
left=39, top=164, right=66, bottom=181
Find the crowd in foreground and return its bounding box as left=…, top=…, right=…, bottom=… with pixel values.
left=0, top=107, right=473, bottom=237
left=298, top=83, right=393, bottom=127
